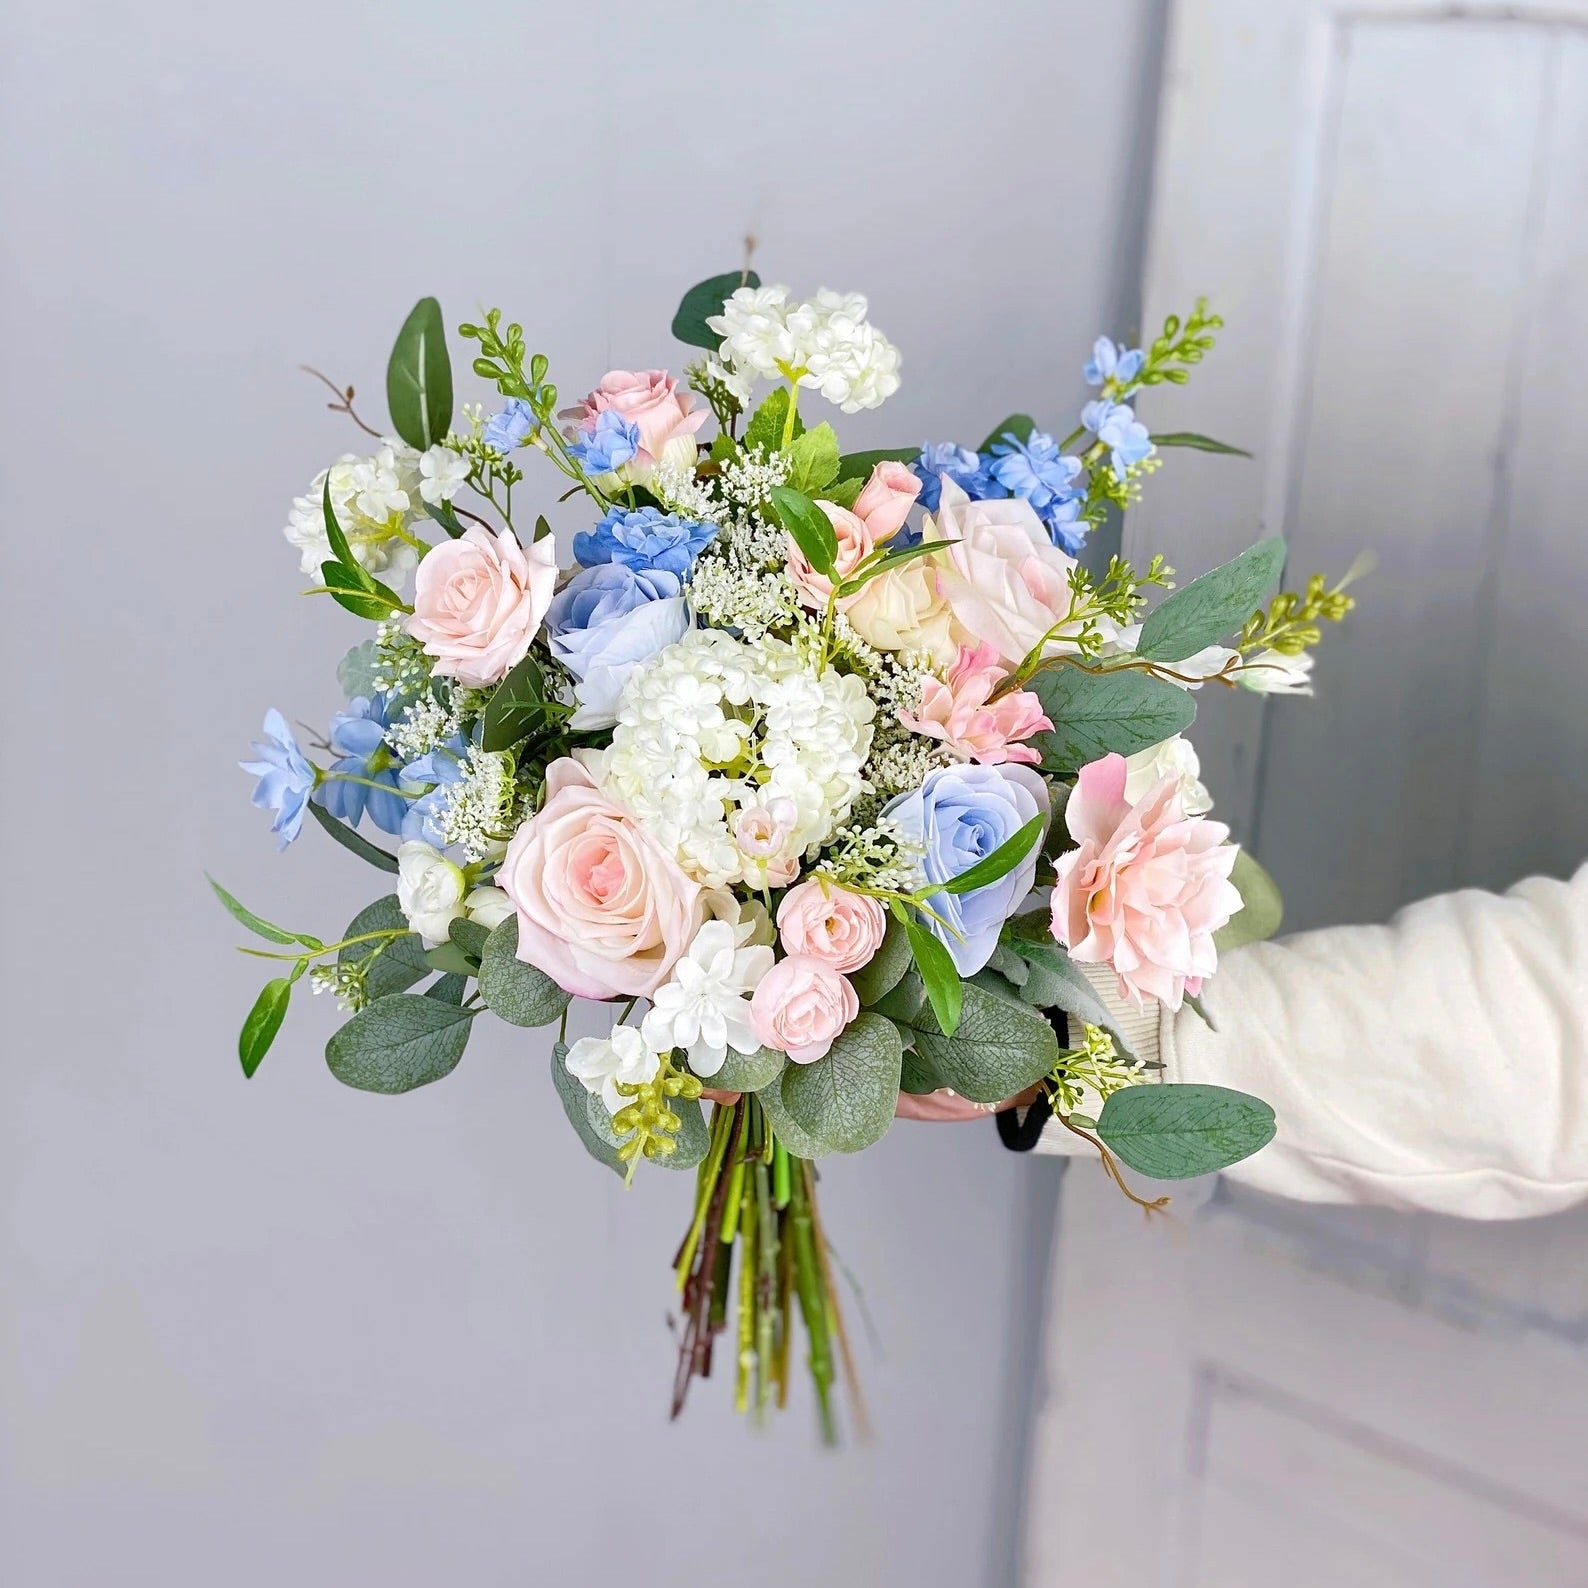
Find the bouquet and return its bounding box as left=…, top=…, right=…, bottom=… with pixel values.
left=218, top=271, right=1356, bottom=1442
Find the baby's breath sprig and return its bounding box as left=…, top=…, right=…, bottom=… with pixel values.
left=1045, top=1024, right=1148, bottom=1119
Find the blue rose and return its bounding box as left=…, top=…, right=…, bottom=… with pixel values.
left=567, top=410, right=641, bottom=476
left=572, top=505, right=718, bottom=577
left=544, top=564, right=691, bottom=728
left=884, top=763, right=1049, bottom=975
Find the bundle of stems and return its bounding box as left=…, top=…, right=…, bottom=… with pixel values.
left=670, top=1097, right=867, bottom=1445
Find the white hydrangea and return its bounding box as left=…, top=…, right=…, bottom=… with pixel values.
left=284, top=438, right=424, bottom=581
left=583, top=628, right=876, bottom=889
left=706, top=284, right=796, bottom=381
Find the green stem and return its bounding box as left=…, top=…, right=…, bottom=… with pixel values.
left=676, top=1104, right=735, bottom=1291
left=788, top=1157, right=837, bottom=1445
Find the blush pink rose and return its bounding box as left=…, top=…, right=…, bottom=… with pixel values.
left=927, top=478, right=1102, bottom=669
left=851, top=459, right=922, bottom=543
left=1050, top=752, right=1242, bottom=1011
left=776, top=881, right=887, bottom=974
left=563, top=369, right=707, bottom=479
left=497, top=758, right=705, bottom=999
left=750, top=955, right=860, bottom=1064
left=786, top=500, right=875, bottom=607
left=900, top=642, right=1054, bottom=765
left=406, top=525, right=557, bottom=687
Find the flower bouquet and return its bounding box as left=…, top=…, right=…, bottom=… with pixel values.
left=219, top=271, right=1355, bottom=1442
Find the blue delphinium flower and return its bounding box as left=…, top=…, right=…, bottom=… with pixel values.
left=573, top=505, right=718, bottom=577
left=484, top=398, right=536, bottom=452
left=400, top=735, right=470, bottom=848
left=317, top=693, right=409, bottom=836
left=912, top=441, right=991, bottom=512
left=988, top=429, right=1083, bottom=520
left=1081, top=398, right=1155, bottom=481
left=240, top=709, right=316, bottom=849
left=567, top=410, right=641, bottom=476
left=1083, top=336, right=1145, bottom=387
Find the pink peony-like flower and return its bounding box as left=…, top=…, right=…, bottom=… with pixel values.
left=750, top=955, right=860, bottom=1064
left=926, top=478, right=1101, bottom=669
left=406, top=525, right=557, bottom=687
left=851, top=459, right=922, bottom=543
left=776, top=881, right=887, bottom=974
left=497, top=758, right=705, bottom=1000
left=563, top=369, right=707, bottom=479
left=1050, top=752, right=1242, bottom=1010
left=900, top=641, right=1053, bottom=765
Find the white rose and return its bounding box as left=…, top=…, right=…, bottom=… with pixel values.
left=464, top=884, right=515, bottom=931
left=1124, top=735, right=1213, bottom=814
left=396, top=841, right=467, bottom=945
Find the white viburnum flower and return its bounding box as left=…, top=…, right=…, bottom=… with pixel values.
left=1237, top=648, right=1315, bottom=696
left=419, top=444, right=470, bottom=505
left=565, top=1025, right=661, bottom=1116
left=464, top=884, right=515, bottom=931
left=396, top=841, right=467, bottom=945
left=283, top=441, right=423, bottom=582
left=789, top=290, right=902, bottom=413
left=640, top=920, right=775, bottom=1077
left=706, top=284, right=796, bottom=381
left=1123, top=735, right=1213, bottom=815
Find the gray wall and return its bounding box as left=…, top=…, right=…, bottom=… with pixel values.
left=0, top=3, right=1163, bottom=1582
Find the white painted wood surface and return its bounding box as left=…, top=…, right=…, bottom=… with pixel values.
left=1026, top=1, right=1588, bottom=1582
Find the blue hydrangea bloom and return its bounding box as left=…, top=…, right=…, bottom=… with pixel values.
left=1081, top=398, right=1155, bottom=481
left=400, top=736, right=469, bottom=847
left=912, top=441, right=992, bottom=512
left=568, top=410, right=641, bottom=475
left=1083, top=337, right=1145, bottom=387
left=317, top=693, right=408, bottom=836
left=240, top=709, right=316, bottom=849
left=483, top=398, right=536, bottom=452
left=988, top=429, right=1082, bottom=514
left=573, top=505, right=718, bottom=577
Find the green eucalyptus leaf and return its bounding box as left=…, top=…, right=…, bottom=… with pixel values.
left=655, top=1094, right=710, bottom=1171
left=894, top=976, right=1059, bottom=1104
left=776, top=1013, right=903, bottom=1154
left=1213, top=848, right=1284, bottom=952
left=307, top=801, right=400, bottom=874
left=423, top=942, right=476, bottom=977
left=480, top=653, right=550, bottom=752
left=1030, top=667, right=1197, bottom=776
left=1002, top=922, right=1136, bottom=1061
left=478, top=916, right=571, bottom=1028
left=425, top=972, right=468, bottom=1005
left=850, top=917, right=913, bottom=1006
left=1135, top=537, right=1286, bottom=663
left=1151, top=431, right=1252, bottom=458
left=785, top=423, right=841, bottom=494
left=768, top=485, right=838, bottom=575
left=386, top=296, right=453, bottom=450
left=870, top=968, right=926, bottom=1025
left=447, top=917, right=490, bottom=964
left=978, top=413, right=1036, bottom=453
left=326, top=993, right=472, bottom=1094
left=549, top=1042, right=627, bottom=1177
left=899, top=1044, right=946, bottom=1094
left=239, top=978, right=292, bottom=1078
left=901, top=911, right=963, bottom=1038
left=757, top=1079, right=836, bottom=1160
left=1096, top=1083, right=1276, bottom=1179
left=337, top=895, right=429, bottom=999
left=671, top=270, right=761, bottom=350
left=208, top=875, right=321, bottom=949
left=743, top=387, right=801, bottom=452
left=337, top=639, right=382, bottom=699
left=939, top=815, right=1045, bottom=896
left=708, top=1046, right=786, bottom=1093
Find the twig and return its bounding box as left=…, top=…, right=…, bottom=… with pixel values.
left=1056, top=1112, right=1172, bottom=1218
left=299, top=366, right=383, bottom=440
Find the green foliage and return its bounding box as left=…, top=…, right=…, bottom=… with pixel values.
left=824, top=476, right=865, bottom=510
left=777, top=1014, right=903, bottom=1154
left=337, top=896, right=429, bottom=999
left=836, top=446, right=917, bottom=477
left=317, top=560, right=405, bottom=621
left=869, top=968, right=925, bottom=1025
left=978, top=413, right=1036, bottom=453
left=849, top=917, right=913, bottom=1006
left=709, top=1045, right=786, bottom=1093
left=549, top=1041, right=627, bottom=1176
left=1029, top=667, right=1198, bottom=775
left=208, top=875, right=322, bottom=949
left=1151, top=431, right=1251, bottom=458
left=1135, top=537, right=1286, bottom=664
left=386, top=296, right=453, bottom=450
left=325, top=994, right=472, bottom=1094
left=447, top=917, right=490, bottom=964
left=768, top=485, right=838, bottom=576
left=671, top=270, right=761, bottom=350
left=891, top=976, right=1059, bottom=1103
left=898, top=906, right=963, bottom=1037
left=939, top=815, right=1044, bottom=897
left=757, top=1079, right=834, bottom=1160
left=239, top=976, right=293, bottom=1077
left=422, top=941, right=476, bottom=977
left=337, top=639, right=382, bottom=699
left=1238, top=566, right=1360, bottom=657
left=1096, top=1083, right=1275, bottom=1179
left=744, top=387, right=802, bottom=453
left=477, top=916, right=572, bottom=1028
left=307, top=801, right=400, bottom=873
left=423, top=497, right=467, bottom=539
left=425, top=973, right=469, bottom=1005
left=1213, top=849, right=1284, bottom=952
left=480, top=653, right=553, bottom=752
left=784, top=422, right=841, bottom=495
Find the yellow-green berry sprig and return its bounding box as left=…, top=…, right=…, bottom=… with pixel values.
left=611, top=1052, right=705, bottom=1183
left=1238, top=569, right=1359, bottom=658
left=1131, top=297, right=1225, bottom=392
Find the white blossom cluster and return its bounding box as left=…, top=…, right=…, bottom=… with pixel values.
left=585, top=628, right=876, bottom=888
left=716, top=446, right=791, bottom=518
left=384, top=694, right=458, bottom=763
left=651, top=455, right=727, bottom=525
left=433, top=746, right=515, bottom=862
left=812, top=814, right=923, bottom=897
left=706, top=287, right=902, bottom=414
left=369, top=621, right=431, bottom=698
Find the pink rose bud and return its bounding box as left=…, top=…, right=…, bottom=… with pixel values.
left=851, top=459, right=922, bottom=544
left=776, top=881, right=887, bottom=974
left=899, top=642, right=1054, bottom=765
left=561, top=369, right=707, bottom=480
left=786, top=501, right=875, bottom=608
left=750, top=955, right=860, bottom=1064
left=406, top=525, right=558, bottom=688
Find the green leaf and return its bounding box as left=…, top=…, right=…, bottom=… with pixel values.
left=549, top=1042, right=627, bottom=1177
left=386, top=296, right=453, bottom=450
left=978, top=413, right=1036, bottom=453
left=834, top=538, right=955, bottom=597
left=239, top=978, right=292, bottom=1078
left=900, top=1045, right=946, bottom=1095
left=1003, top=928, right=1137, bottom=1062
left=777, top=1014, right=903, bottom=1154
left=899, top=910, right=963, bottom=1039
left=939, top=815, right=1045, bottom=897
left=477, top=916, right=571, bottom=1028
left=423, top=497, right=466, bottom=539
left=1151, top=431, right=1252, bottom=458
left=850, top=917, right=913, bottom=1007
left=337, top=895, right=429, bottom=999
left=337, top=639, right=381, bottom=699
left=824, top=476, right=864, bottom=510
left=1135, top=537, right=1286, bottom=663
left=894, top=976, right=1059, bottom=1104
left=768, top=485, right=838, bottom=575
left=423, top=942, right=476, bottom=977
left=480, top=653, right=550, bottom=752
left=708, top=1046, right=786, bottom=1093
left=425, top=972, right=468, bottom=1005
left=785, top=423, right=841, bottom=494
left=447, top=917, right=490, bottom=964
left=208, top=874, right=321, bottom=949
left=307, top=801, right=400, bottom=873
left=1030, top=667, right=1198, bottom=776
left=671, top=270, right=761, bottom=351
left=756, top=1079, right=835, bottom=1160
left=870, top=969, right=926, bottom=1025
left=317, top=559, right=403, bottom=621
left=1213, top=849, right=1284, bottom=952
left=1096, top=1083, right=1276, bottom=1179
left=837, top=446, right=917, bottom=477
left=743, top=386, right=804, bottom=454
left=326, top=993, right=472, bottom=1094
left=320, top=479, right=372, bottom=589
